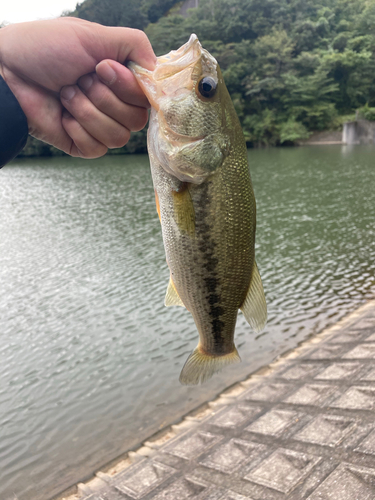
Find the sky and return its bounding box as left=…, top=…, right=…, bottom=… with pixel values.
left=1, top=0, right=79, bottom=25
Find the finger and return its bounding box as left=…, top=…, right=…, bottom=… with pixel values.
left=78, top=72, right=148, bottom=131
left=95, top=60, right=150, bottom=109
left=61, top=84, right=131, bottom=149
left=99, top=27, right=157, bottom=70
left=61, top=110, right=108, bottom=158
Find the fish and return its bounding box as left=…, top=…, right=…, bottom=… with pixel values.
left=129, top=34, right=267, bottom=385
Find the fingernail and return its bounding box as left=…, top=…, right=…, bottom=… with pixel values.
left=61, top=86, right=76, bottom=101
left=79, top=75, right=93, bottom=91
left=97, top=61, right=116, bottom=85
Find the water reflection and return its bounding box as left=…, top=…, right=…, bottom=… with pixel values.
left=0, top=146, right=374, bottom=499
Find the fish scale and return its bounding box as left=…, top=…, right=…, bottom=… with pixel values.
left=130, top=34, right=267, bottom=385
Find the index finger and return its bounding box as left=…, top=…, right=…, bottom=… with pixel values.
left=99, top=27, right=156, bottom=71
left=95, top=60, right=150, bottom=109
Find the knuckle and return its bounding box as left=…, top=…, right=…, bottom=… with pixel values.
left=129, top=109, right=148, bottom=132
left=107, top=128, right=130, bottom=149
left=80, top=143, right=108, bottom=158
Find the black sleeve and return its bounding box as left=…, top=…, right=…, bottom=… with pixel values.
left=0, top=75, right=29, bottom=168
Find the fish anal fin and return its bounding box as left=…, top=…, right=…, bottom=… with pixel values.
left=165, top=276, right=185, bottom=308
left=240, top=261, right=267, bottom=333
left=179, top=345, right=241, bottom=385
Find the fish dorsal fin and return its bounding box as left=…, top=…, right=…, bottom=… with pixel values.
left=240, top=261, right=267, bottom=333
left=165, top=276, right=185, bottom=307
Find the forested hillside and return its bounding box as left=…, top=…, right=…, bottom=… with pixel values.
left=17, top=0, right=375, bottom=155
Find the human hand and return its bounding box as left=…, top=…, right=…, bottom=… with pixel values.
left=0, top=17, right=156, bottom=157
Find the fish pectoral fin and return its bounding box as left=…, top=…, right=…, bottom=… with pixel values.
left=165, top=276, right=185, bottom=308
left=240, top=261, right=267, bottom=333
left=179, top=346, right=241, bottom=385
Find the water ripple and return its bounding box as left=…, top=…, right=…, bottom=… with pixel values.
left=1, top=146, right=375, bottom=499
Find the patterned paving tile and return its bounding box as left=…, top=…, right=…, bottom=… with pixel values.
left=307, top=463, right=375, bottom=499
left=246, top=409, right=299, bottom=437
left=343, top=343, right=375, bottom=359
left=353, top=318, right=375, bottom=329
left=315, top=362, right=363, bottom=380
left=199, top=439, right=265, bottom=474
left=284, top=384, right=336, bottom=406
left=294, top=415, right=356, bottom=446
left=203, top=488, right=254, bottom=500
left=152, top=477, right=209, bottom=499
left=207, top=404, right=262, bottom=429
left=327, top=331, right=366, bottom=343
left=163, top=431, right=221, bottom=460
left=305, top=345, right=345, bottom=360
left=332, top=386, right=375, bottom=410
left=279, top=363, right=322, bottom=380
left=355, top=430, right=375, bottom=455
left=361, top=367, right=375, bottom=381
left=242, top=383, right=292, bottom=402
left=114, top=460, right=175, bottom=499
left=244, top=448, right=321, bottom=493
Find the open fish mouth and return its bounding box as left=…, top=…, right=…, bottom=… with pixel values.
left=153, top=34, right=202, bottom=80
left=128, top=34, right=203, bottom=109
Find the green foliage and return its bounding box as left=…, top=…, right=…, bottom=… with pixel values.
left=19, top=0, right=375, bottom=157
left=358, top=104, right=375, bottom=121
left=144, top=0, right=375, bottom=146
left=72, top=0, right=148, bottom=29
left=279, top=119, right=310, bottom=144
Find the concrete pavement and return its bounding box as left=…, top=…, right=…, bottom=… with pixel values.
left=60, top=300, right=375, bottom=500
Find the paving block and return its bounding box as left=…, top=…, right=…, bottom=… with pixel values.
left=307, top=463, right=375, bottom=499
left=246, top=409, right=299, bottom=437
left=314, top=362, right=363, bottom=380
left=152, top=477, right=209, bottom=499
left=284, top=384, right=336, bottom=406
left=332, top=386, right=375, bottom=410
left=199, top=439, right=265, bottom=474
left=343, top=343, right=375, bottom=359
left=305, top=345, right=345, bottom=360
left=203, top=488, right=254, bottom=500
left=113, top=460, right=175, bottom=499
left=207, top=404, right=262, bottom=429
left=355, top=429, right=375, bottom=455
left=242, top=383, right=292, bottom=402
left=279, top=363, right=323, bottom=380
left=327, top=331, right=366, bottom=343
left=362, top=367, right=375, bottom=381
left=244, top=448, right=321, bottom=494
left=294, top=414, right=356, bottom=447
left=163, top=431, right=222, bottom=460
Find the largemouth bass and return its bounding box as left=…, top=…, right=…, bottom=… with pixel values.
left=129, top=35, right=267, bottom=385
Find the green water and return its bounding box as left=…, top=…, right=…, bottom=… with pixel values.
left=1, top=145, right=374, bottom=499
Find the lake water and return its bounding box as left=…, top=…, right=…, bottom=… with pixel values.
left=1, top=145, right=375, bottom=500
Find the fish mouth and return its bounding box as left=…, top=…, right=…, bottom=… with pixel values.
left=153, top=34, right=201, bottom=81
left=128, top=34, right=202, bottom=109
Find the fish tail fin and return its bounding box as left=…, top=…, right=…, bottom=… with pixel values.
left=179, top=345, right=241, bottom=386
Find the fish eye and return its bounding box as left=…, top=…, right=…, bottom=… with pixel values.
left=197, top=76, right=217, bottom=98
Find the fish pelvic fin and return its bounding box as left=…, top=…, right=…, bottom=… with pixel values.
left=240, top=261, right=267, bottom=333
left=179, top=345, right=241, bottom=385
left=165, top=276, right=185, bottom=307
